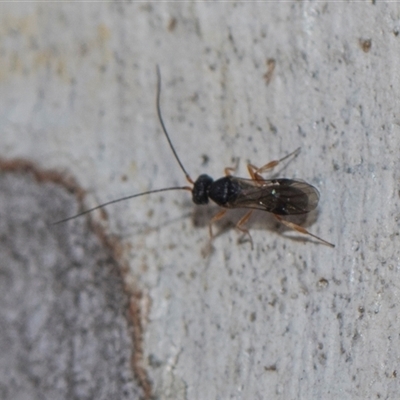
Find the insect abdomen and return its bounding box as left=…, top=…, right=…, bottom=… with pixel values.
left=265, top=179, right=319, bottom=215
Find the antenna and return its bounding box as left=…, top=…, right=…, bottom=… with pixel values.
left=52, top=67, right=195, bottom=225
left=156, top=65, right=194, bottom=184
left=53, top=186, right=191, bottom=225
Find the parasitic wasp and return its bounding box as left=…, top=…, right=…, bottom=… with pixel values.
left=54, top=66, right=335, bottom=248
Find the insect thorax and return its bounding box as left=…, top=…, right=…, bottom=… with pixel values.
left=208, top=176, right=240, bottom=207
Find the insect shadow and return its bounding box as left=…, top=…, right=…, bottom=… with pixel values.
left=54, top=66, right=335, bottom=249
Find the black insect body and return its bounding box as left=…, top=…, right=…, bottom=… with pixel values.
left=199, top=176, right=318, bottom=214
left=192, top=175, right=241, bottom=207
left=55, top=66, right=334, bottom=248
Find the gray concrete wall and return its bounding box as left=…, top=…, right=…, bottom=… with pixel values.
left=1, top=2, right=399, bottom=399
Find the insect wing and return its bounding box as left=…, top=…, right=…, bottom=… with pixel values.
left=231, top=178, right=320, bottom=215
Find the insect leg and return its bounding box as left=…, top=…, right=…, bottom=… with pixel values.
left=247, top=147, right=301, bottom=180
left=209, top=209, right=227, bottom=237
left=224, top=167, right=235, bottom=176
left=224, top=158, right=240, bottom=176
left=247, top=164, right=264, bottom=181
left=235, top=210, right=254, bottom=249
left=274, top=215, right=335, bottom=248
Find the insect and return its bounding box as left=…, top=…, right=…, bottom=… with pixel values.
left=54, top=66, right=335, bottom=248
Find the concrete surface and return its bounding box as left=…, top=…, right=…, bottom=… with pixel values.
left=1, top=2, right=400, bottom=399
left=0, top=170, right=143, bottom=399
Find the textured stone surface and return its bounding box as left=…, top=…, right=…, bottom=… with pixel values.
left=0, top=171, right=142, bottom=400
left=1, top=3, right=400, bottom=399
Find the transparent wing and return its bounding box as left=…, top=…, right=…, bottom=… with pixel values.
left=229, top=178, right=320, bottom=215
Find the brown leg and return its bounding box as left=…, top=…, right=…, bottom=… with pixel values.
left=274, top=215, right=335, bottom=248
left=209, top=209, right=255, bottom=249
left=224, top=158, right=239, bottom=176
left=235, top=210, right=254, bottom=249
left=224, top=167, right=235, bottom=176
left=247, top=147, right=301, bottom=179
left=209, top=209, right=227, bottom=238
left=247, top=164, right=265, bottom=181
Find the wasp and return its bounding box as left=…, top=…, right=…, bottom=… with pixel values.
left=55, top=66, right=335, bottom=248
